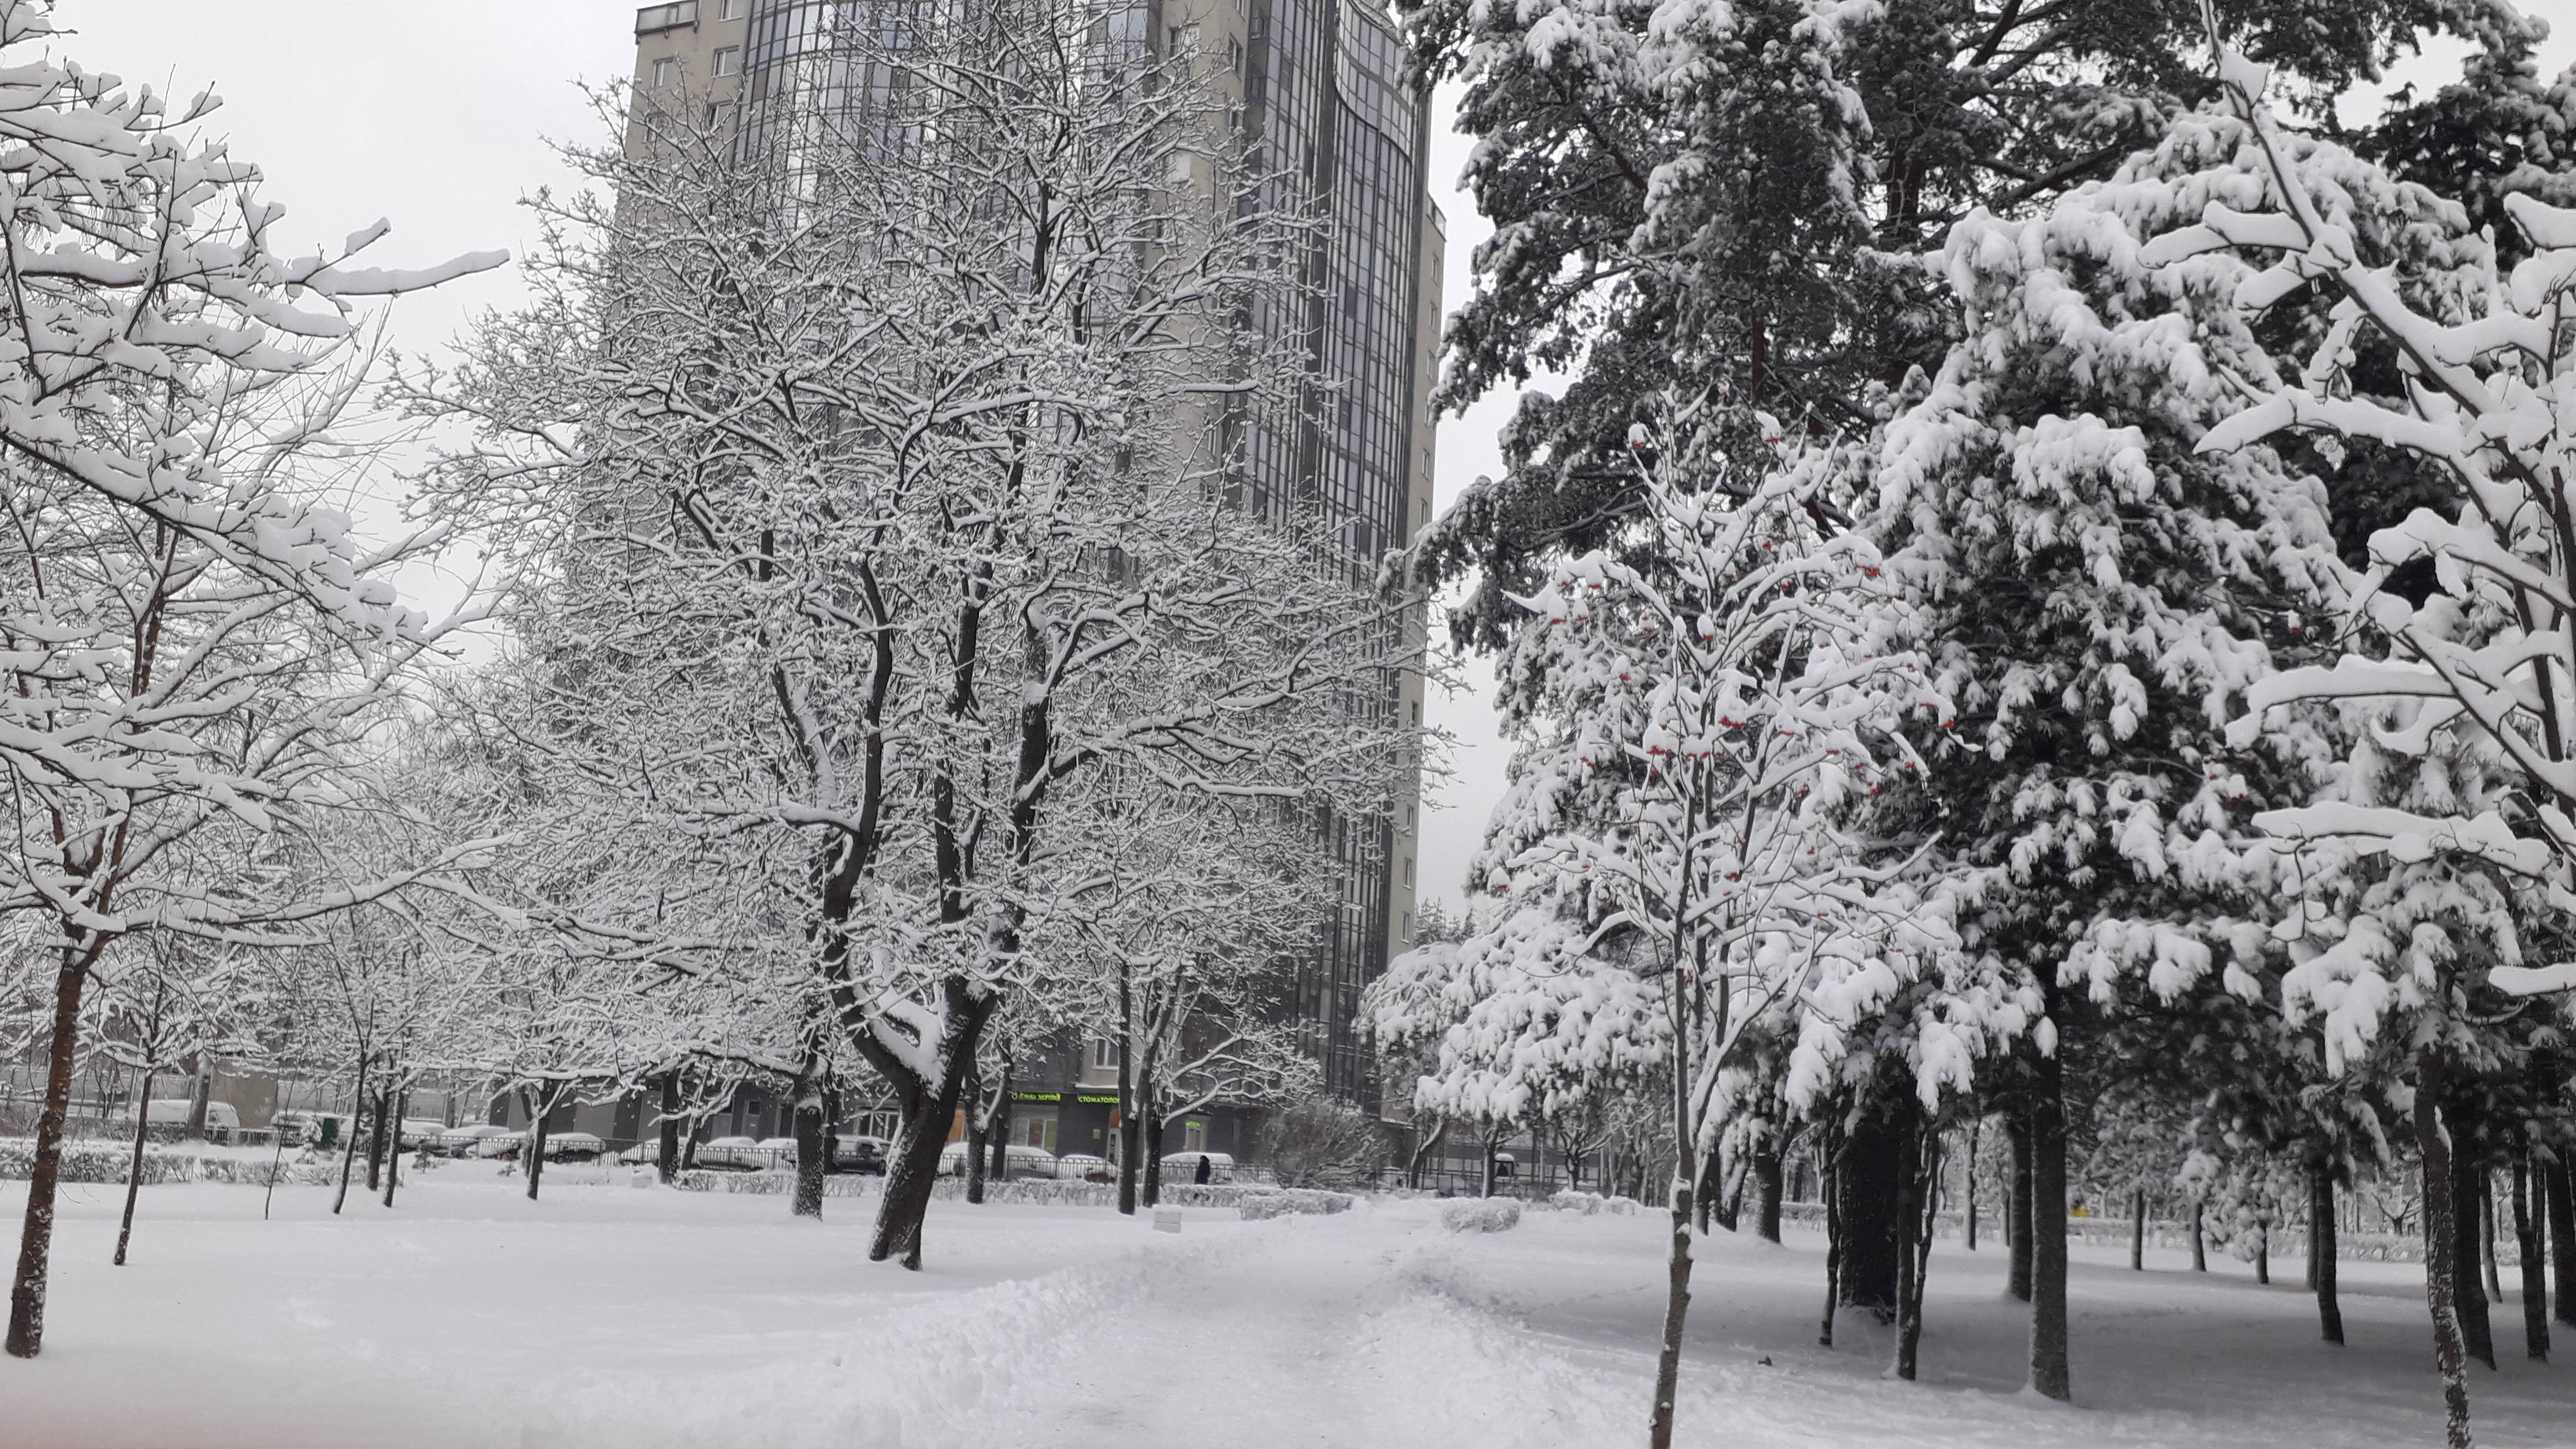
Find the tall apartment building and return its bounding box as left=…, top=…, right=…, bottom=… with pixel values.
left=630, top=0, right=1439, bottom=1114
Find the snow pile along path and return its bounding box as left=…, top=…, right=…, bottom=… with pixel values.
left=980, top=1199, right=1641, bottom=1449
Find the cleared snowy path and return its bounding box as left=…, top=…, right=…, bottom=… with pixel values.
left=1, top=1176, right=2572, bottom=1448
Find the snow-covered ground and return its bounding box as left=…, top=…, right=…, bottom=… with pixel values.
left=1, top=1169, right=2569, bottom=1448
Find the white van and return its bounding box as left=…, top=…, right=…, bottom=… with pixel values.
left=128, top=1098, right=241, bottom=1133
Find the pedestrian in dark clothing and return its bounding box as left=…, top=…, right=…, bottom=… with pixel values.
left=1194, top=1154, right=1212, bottom=1184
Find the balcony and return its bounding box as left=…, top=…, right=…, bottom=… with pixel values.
left=636, top=1, right=698, bottom=35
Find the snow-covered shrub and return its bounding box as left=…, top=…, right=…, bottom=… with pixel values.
left=1233, top=1189, right=1355, bottom=1221
left=1257, top=1099, right=1389, bottom=1188
left=1440, top=1198, right=1523, bottom=1234
left=1531, top=1189, right=1638, bottom=1217
left=676, top=1171, right=871, bottom=1199
left=0, top=1141, right=338, bottom=1188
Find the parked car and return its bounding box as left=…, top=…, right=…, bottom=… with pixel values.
left=544, top=1131, right=605, bottom=1161
left=1054, top=1153, right=1113, bottom=1184
left=831, top=1135, right=889, bottom=1174
left=435, top=1124, right=516, bottom=1158
left=694, top=1135, right=767, bottom=1171
left=271, top=1109, right=341, bottom=1147
left=119, top=1098, right=242, bottom=1134
left=939, top=1141, right=1057, bottom=1178
left=1159, top=1150, right=1235, bottom=1184
left=396, top=1119, right=450, bottom=1150
left=753, top=1136, right=801, bottom=1169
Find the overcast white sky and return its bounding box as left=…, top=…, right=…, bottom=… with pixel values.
left=49, top=0, right=2576, bottom=919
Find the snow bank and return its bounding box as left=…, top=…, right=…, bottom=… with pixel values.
left=1439, top=1197, right=1523, bottom=1233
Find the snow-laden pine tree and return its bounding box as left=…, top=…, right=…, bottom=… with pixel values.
left=1378, top=393, right=1952, bottom=1449
left=2164, top=22, right=2576, bottom=1441
left=0, top=2, right=497, bottom=1357
left=1400, top=0, right=2515, bottom=648
left=1842, top=91, right=2491, bottom=1396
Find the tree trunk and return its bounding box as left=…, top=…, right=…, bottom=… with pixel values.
left=963, top=1062, right=989, bottom=1207
left=2191, top=1199, right=2207, bottom=1272
left=7, top=946, right=92, bottom=1359
left=2550, top=1159, right=2576, bottom=1329
left=2318, top=1176, right=2339, bottom=1284
left=1894, top=1129, right=1938, bottom=1380
left=1755, top=1130, right=1784, bottom=1243
left=1818, top=1132, right=1843, bottom=1348
left=2452, top=1127, right=2496, bottom=1370
left=2513, top=1151, right=2548, bottom=1361
left=364, top=1086, right=391, bottom=1194
left=1963, top=1118, right=1979, bottom=1252
left=1407, top=1119, right=1442, bottom=1191
left=987, top=1057, right=1012, bottom=1184
left=184, top=1056, right=212, bottom=1139
left=792, top=1084, right=827, bottom=1219
left=381, top=1088, right=408, bottom=1209
left=2256, top=1218, right=2271, bottom=1286
left=2130, top=1186, right=2145, bottom=1272
left=525, top=1091, right=552, bottom=1203
left=114, top=1068, right=154, bottom=1267
left=1139, top=1050, right=1165, bottom=1209
left=1116, top=966, right=1138, bottom=1216
left=2481, top=1171, right=2504, bottom=1304
left=2027, top=1047, right=2071, bottom=1402
left=2417, top=1057, right=2476, bottom=1449
left=332, top=1055, right=370, bottom=1216
left=867, top=978, right=997, bottom=1270
left=1142, top=1101, right=1166, bottom=1209
left=1838, top=1094, right=1913, bottom=1320
left=656, top=1075, right=680, bottom=1184
left=1647, top=1055, right=1695, bottom=1449
left=2314, top=1164, right=2343, bottom=1345
left=2007, top=1108, right=2034, bottom=1302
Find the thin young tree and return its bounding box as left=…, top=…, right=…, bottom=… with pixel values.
left=1395, top=393, right=1954, bottom=1448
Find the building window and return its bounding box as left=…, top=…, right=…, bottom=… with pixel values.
left=718, top=0, right=746, bottom=17
left=1089, top=1040, right=1121, bottom=1071
left=1402, top=857, right=1414, bottom=886
left=650, top=56, right=677, bottom=88
left=713, top=46, right=742, bottom=76
left=1400, top=910, right=1412, bottom=941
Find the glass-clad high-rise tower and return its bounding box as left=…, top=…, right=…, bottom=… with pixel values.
left=630, top=0, right=1441, bottom=1104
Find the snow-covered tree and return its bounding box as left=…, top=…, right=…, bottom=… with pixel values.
left=90, top=932, right=261, bottom=1264
left=0, top=4, right=497, bottom=1358
left=411, top=6, right=1414, bottom=1269
left=2166, top=21, right=2576, bottom=1441
left=1831, top=77, right=2504, bottom=1394
left=1402, top=0, right=2514, bottom=648
left=1385, top=394, right=1952, bottom=1448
